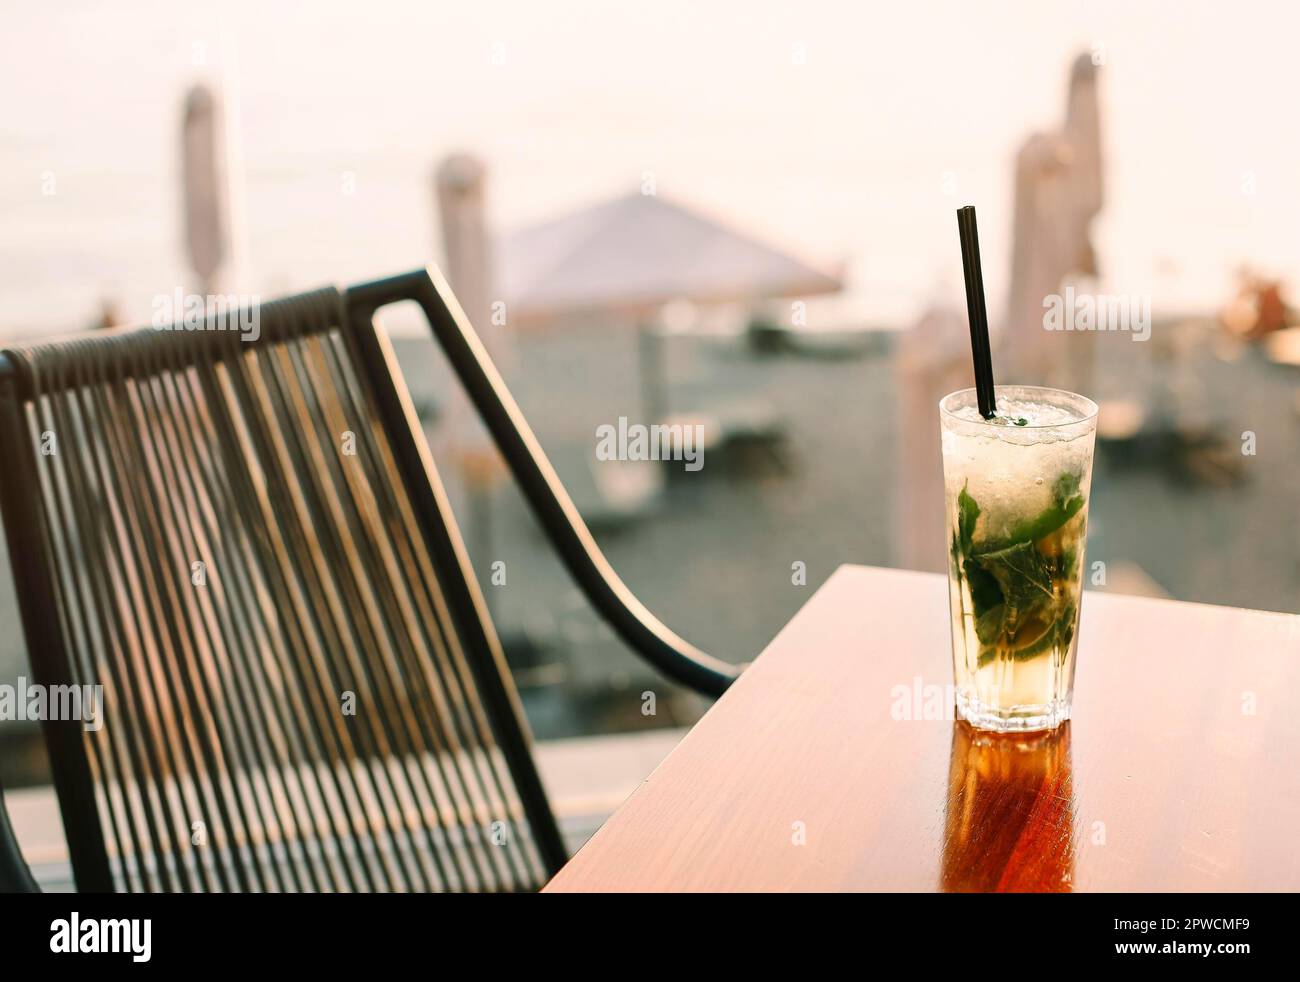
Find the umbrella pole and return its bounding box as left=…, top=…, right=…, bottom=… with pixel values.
left=638, top=322, right=668, bottom=423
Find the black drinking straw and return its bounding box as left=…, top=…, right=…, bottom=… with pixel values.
left=957, top=205, right=997, bottom=419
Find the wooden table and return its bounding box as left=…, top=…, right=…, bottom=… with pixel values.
left=544, top=565, right=1300, bottom=892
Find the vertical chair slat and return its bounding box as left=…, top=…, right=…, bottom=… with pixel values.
left=215, top=337, right=413, bottom=891
left=337, top=296, right=564, bottom=881
left=273, top=338, right=469, bottom=890
left=86, top=356, right=217, bottom=891
left=302, top=333, right=494, bottom=889
left=153, top=348, right=327, bottom=892
left=45, top=356, right=186, bottom=891
left=21, top=365, right=131, bottom=891
left=183, top=345, right=368, bottom=893
left=318, top=328, right=545, bottom=888
left=308, top=331, right=515, bottom=889
left=251, top=340, right=443, bottom=891
left=135, top=350, right=294, bottom=892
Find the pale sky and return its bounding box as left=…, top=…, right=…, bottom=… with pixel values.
left=3, top=0, right=1298, bottom=333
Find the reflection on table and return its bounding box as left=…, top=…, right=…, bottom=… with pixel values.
left=943, top=720, right=1075, bottom=893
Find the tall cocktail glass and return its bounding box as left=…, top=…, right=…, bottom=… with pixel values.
left=940, top=385, right=1098, bottom=732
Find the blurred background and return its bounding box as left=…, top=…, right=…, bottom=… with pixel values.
left=2, top=0, right=1298, bottom=803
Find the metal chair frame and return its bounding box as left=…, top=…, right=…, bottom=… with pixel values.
left=0, top=266, right=739, bottom=892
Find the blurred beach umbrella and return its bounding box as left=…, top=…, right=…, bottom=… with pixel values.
left=1003, top=54, right=1103, bottom=389
left=500, top=190, right=840, bottom=425
left=181, top=84, right=229, bottom=295
left=499, top=191, right=841, bottom=325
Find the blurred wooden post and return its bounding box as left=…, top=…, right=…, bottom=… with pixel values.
left=181, top=84, right=228, bottom=296
left=893, top=301, right=971, bottom=572
left=436, top=154, right=508, bottom=595
left=1003, top=53, right=1103, bottom=391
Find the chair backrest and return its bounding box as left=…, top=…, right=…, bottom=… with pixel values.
left=0, top=282, right=566, bottom=892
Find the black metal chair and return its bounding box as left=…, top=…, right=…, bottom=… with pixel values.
left=0, top=267, right=740, bottom=892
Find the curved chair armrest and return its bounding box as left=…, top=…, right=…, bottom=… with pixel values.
left=347, top=268, right=743, bottom=698
left=0, top=784, right=40, bottom=893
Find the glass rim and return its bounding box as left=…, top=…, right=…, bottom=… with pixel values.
left=939, top=384, right=1099, bottom=430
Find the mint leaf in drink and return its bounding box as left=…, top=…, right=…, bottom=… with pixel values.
left=977, top=539, right=1054, bottom=610
left=1053, top=470, right=1082, bottom=502
left=1002, top=617, right=1056, bottom=661
left=955, top=484, right=1004, bottom=620
left=975, top=603, right=1005, bottom=646
left=961, top=472, right=1087, bottom=669
left=1008, top=598, right=1077, bottom=663
left=1056, top=598, right=1077, bottom=651
left=977, top=606, right=1064, bottom=665
left=974, top=469, right=1086, bottom=553
left=957, top=482, right=979, bottom=556
left=993, top=495, right=1085, bottom=551
left=964, top=558, right=1004, bottom=619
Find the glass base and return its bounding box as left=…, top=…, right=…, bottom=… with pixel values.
left=955, top=690, right=1071, bottom=733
